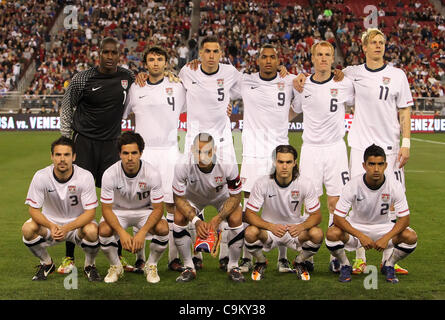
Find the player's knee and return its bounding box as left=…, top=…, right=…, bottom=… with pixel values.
left=98, top=221, right=113, bottom=237
left=401, top=228, right=417, bottom=244
left=155, top=220, right=169, bottom=236
left=244, top=225, right=259, bottom=243
left=326, top=226, right=342, bottom=241
left=309, top=226, right=324, bottom=244
left=227, top=206, right=243, bottom=227
left=82, top=223, right=98, bottom=241
left=173, top=209, right=188, bottom=226
left=22, top=220, right=38, bottom=240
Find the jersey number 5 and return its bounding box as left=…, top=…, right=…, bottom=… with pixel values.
left=217, top=88, right=224, bottom=101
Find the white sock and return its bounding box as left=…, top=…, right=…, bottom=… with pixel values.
left=295, top=240, right=321, bottom=263
left=278, top=245, right=287, bottom=261
left=326, top=239, right=350, bottom=266
left=148, top=235, right=168, bottom=265
left=99, top=235, right=121, bottom=266
left=23, top=235, right=52, bottom=265
left=188, top=221, right=203, bottom=260
left=167, top=213, right=179, bottom=262
left=227, top=224, right=244, bottom=270
left=386, top=242, right=417, bottom=267
left=173, top=223, right=194, bottom=269
left=355, top=246, right=366, bottom=262
left=81, top=239, right=99, bottom=266
left=219, top=221, right=229, bottom=260
left=245, top=240, right=266, bottom=264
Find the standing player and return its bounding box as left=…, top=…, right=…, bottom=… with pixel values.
left=98, top=132, right=169, bottom=283
left=239, top=44, right=298, bottom=273
left=22, top=137, right=101, bottom=281
left=124, top=46, right=186, bottom=273
left=244, top=145, right=323, bottom=281
left=172, top=133, right=245, bottom=283
left=326, top=144, right=417, bottom=283
left=59, top=37, right=135, bottom=274
left=294, top=28, right=412, bottom=275
left=292, top=41, right=354, bottom=273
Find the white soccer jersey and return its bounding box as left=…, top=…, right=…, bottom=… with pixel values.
left=124, top=78, right=186, bottom=149
left=179, top=63, right=242, bottom=142
left=25, top=164, right=98, bottom=225
left=100, top=160, right=164, bottom=210
left=241, top=72, right=298, bottom=158
left=344, top=64, right=413, bottom=154
left=172, top=154, right=242, bottom=211
left=294, top=74, right=354, bottom=145
left=334, top=174, right=410, bottom=225
left=246, top=175, right=321, bottom=225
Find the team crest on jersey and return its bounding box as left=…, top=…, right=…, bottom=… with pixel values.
left=217, top=79, right=224, bottom=87
left=139, top=182, right=147, bottom=190
left=382, top=77, right=391, bottom=85
left=382, top=193, right=390, bottom=203
left=241, top=177, right=247, bottom=185
left=166, top=87, right=173, bottom=96
left=214, top=176, right=223, bottom=184
left=277, top=82, right=285, bottom=91
left=121, top=80, right=128, bottom=89
left=330, top=89, right=338, bottom=97
left=68, top=185, right=76, bottom=194
left=291, top=190, right=299, bottom=200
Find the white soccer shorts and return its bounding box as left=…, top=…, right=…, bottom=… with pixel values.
left=240, top=156, right=274, bottom=193
left=142, top=146, right=180, bottom=204
left=299, top=139, right=350, bottom=197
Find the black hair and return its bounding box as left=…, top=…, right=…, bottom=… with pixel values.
left=363, top=144, right=386, bottom=162
left=118, top=131, right=145, bottom=153
left=200, top=36, right=221, bottom=49
left=143, top=46, right=168, bottom=64
left=270, top=145, right=299, bottom=180
left=100, top=37, right=119, bottom=50
left=51, top=136, right=75, bottom=154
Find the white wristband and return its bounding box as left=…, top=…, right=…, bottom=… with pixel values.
left=191, top=216, right=200, bottom=225
left=401, top=138, right=410, bottom=148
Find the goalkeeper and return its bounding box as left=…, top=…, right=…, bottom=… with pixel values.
left=172, top=133, right=245, bottom=283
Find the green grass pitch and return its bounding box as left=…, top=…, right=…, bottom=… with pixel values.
left=0, top=131, right=444, bottom=300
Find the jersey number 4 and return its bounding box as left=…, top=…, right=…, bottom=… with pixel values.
left=167, top=97, right=175, bottom=111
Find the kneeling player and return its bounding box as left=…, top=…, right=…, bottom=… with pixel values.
left=22, top=137, right=101, bottom=281
left=173, top=133, right=245, bottom=283
left=99, top=132, right=169, bottom=283
left=326, top=144, right=417, bottom=284
left=244, top=145, right=323, bottom=281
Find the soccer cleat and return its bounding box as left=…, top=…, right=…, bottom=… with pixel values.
left=380, top=263, right=409, bottom=275
left=219, top=256, right=229, bottom=272
left=304, top=260, right=315, bottom=272
left=239, top=258, right=253, bottom=273
left=176, top=267, right=196, bottom=283
left=168, top=258, right=184, bottom=272
left=329, top=259, right=341, bottom=273
left=84, top=265, right=101, bottom=282
left=134, top=259, right=145, bottom=274
left=119, top=256, right=135, bottom=272
left=228, top=267, right=245, bottom=282
left=278, top=258, right=294, bottom=273
left=352, top=258, right=367, bottom=274
left=57, top=257, right=75, bottom=274
left=144, top=264, right=160, bottom=283
left=339, top=265, right=352, bottom=283
left=32, top=261, right=55, bottom=281
left=251, top=262, right=267, bottom=281
left=381, top=262, right=399, bottom=284
left=192, top=257, right=203, bottom=271
left=294, top=262, right=310, bottom=281
left=104, top=264, right=124, bottom=283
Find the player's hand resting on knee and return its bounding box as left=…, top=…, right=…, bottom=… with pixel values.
left=374, top=235, right=391, bottom=252
left=269, top=224, right=288, bottom=238
left=119, top=231, right=134, bottom=252
left=287, top=223, right=305, bottom=238
left=358, top=234, right=375, bottom=250
left=132, top=231, right=146, bottom=253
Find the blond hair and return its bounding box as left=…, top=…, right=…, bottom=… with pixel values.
left=361, top=28, right=386, bottom=46
left=311, top=41, right=334, bottom=56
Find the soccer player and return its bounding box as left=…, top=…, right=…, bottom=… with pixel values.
left=172, top=133, right=245, bottom=283
left=124, top=46, right=186, bottom=273
left=244, top=145, right=323, bottom=281
left=292, top=41, right=354, bottom=273
left=295, top=28, right=413, bottom=275
left=325, top=144, right=417, bottom=283
left=22, top=137, right=101, bottom=281
left=239, top=44, right=298, bottom=273
left=59, top=37, right=135, bottom=274
left=98, top=132, right=169, bottom=283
